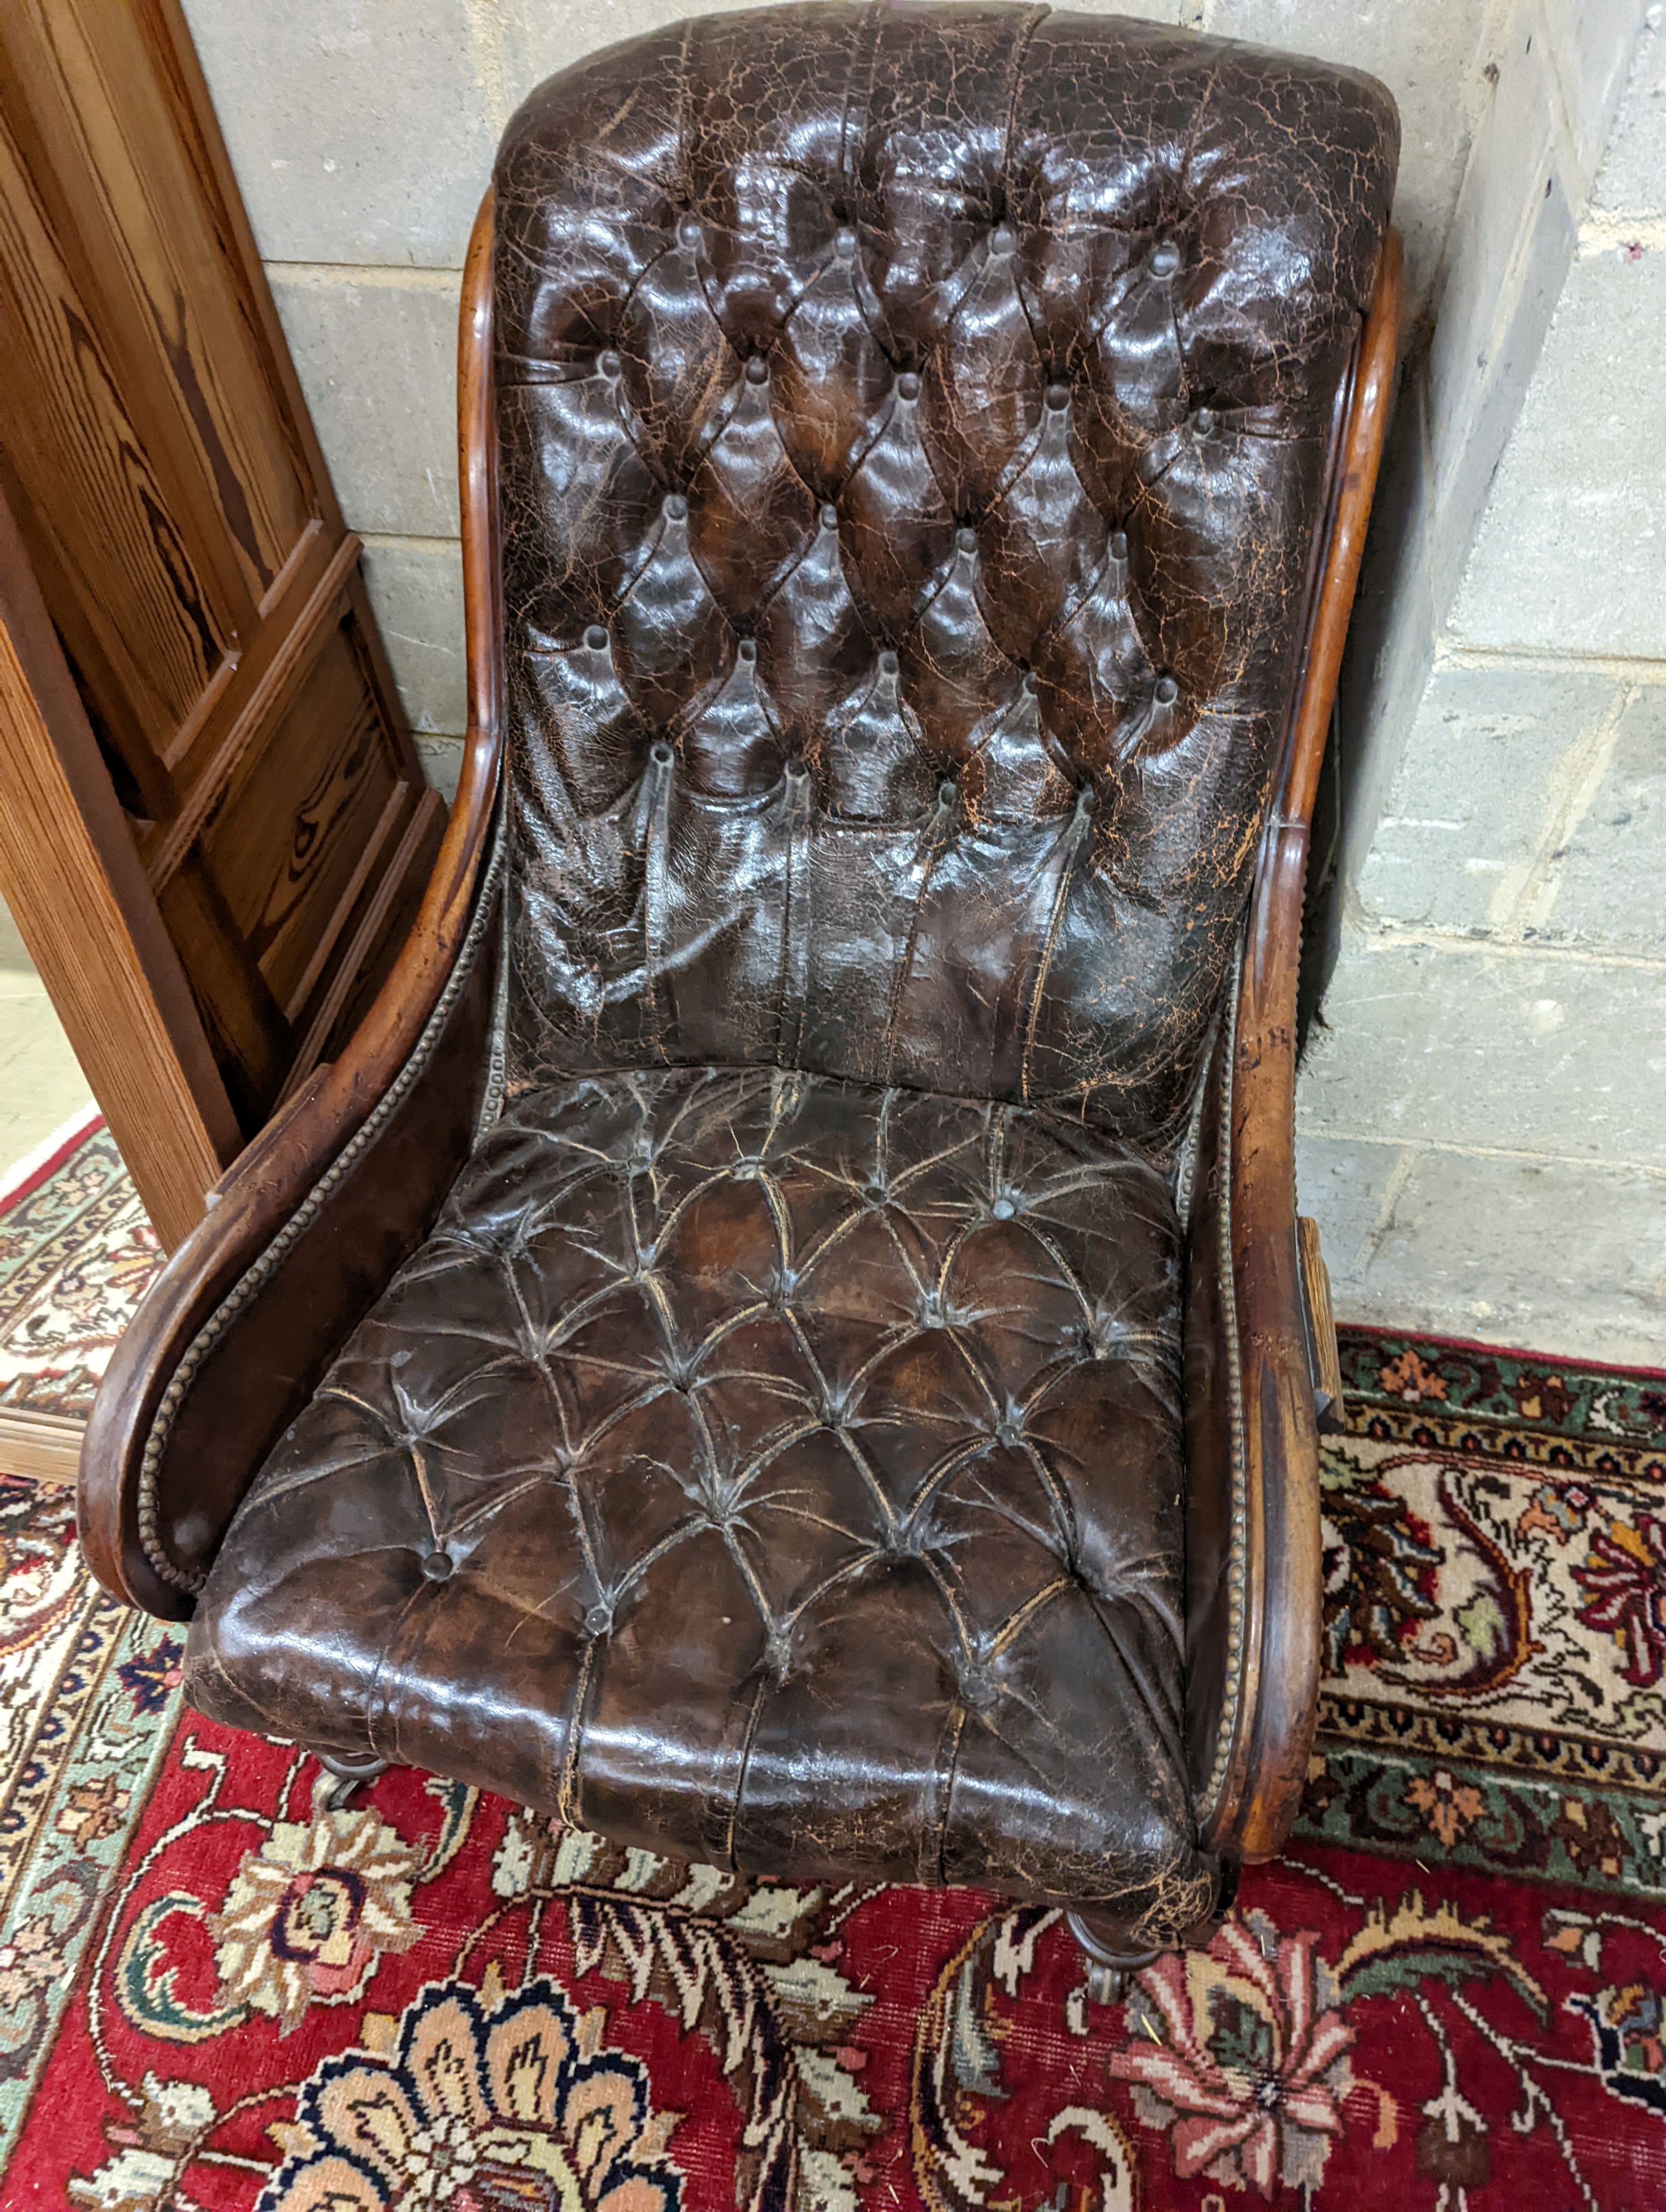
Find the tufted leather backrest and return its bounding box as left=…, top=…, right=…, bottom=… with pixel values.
left=493, top=2, right=1396, bottom=1149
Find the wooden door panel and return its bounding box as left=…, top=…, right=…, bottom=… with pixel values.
left=203, top=616, right=414, bottom=1016
left=0, top=112, right=229, bottom=776
left=156, top=856, right=289, bottom=1124
left=0, top=0, right=447, bottom=1245
left=3, top=0, right=308, bottom=602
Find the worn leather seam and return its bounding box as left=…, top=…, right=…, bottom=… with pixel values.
left=1195, top=969, right=1248, bottom=1820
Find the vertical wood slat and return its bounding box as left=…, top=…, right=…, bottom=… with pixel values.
left=0, top=485, right=236, bottom=1247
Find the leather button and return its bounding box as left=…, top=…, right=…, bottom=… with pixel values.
left=990, top=1195, right=1016, bottom=1220
left=819, top=502, right=839, bottom=529
left=737, top=637, right=757, bottom=663
left=678, top=215, right=701, bottom=249
left=583, top=1603, right=613, bottom=1637
left=420, top=1550, right=454, bottom=1582
left=745, top=354, right=770, bottom=384
left=1022, top=671, right=1039, bottom=696
left=990, top=224, right=1016, bottom=255
left=663, top=492, right=688, bottom=521
left=650, top=739, right=675, bottom=767
left=833, top=224, right=857, bottom=257
left=1154, top=674, right=1180, bottom=707
left=960, top=1664, right=998, bottom=1711
left=1077, top=784, right=1097, bottom=814
left=598, top=349, right=621, bottom=378
left=584, top=624, right=608, bottom=651
left=1044, top=382, right=1070, bottom=411
left=938, top=777, right=958, bottom=805
left=877, top=650, right=899, bottom=677
left=865, top=1180, right=886, bottom=1205
left=1149, top=240, right=1181, bottom=278
left=955, top=525, right=978, bottom=555
left=1194, top=406, right=1217, bottom=435
left=896, top=371, right=921, bottom=400
left=784, top=756, right=809, bottom=782
left=1110, top=530, right=1129, bottom=562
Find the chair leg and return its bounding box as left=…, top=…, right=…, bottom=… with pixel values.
left=1066, top=1909, right=1158, bottom=2005
left=315, top=1748, right=390, bottom=1810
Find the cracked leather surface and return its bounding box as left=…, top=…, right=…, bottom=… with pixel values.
left=190, top=1067, right=1211, bottom=1931
left=185, top=4, right=1395, bottom=1937
left=493, top=0, right=1396, bottom=1144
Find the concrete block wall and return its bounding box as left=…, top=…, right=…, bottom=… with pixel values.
left=179, top=0, right=1664, bottom=1362
left=1299, top=0, right=1665, bottom=1365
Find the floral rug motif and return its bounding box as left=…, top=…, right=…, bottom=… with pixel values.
left=0, top=1115, right=160, bottom=1419
left=11, top=1727, right=1666, bottom=2210
left=1303, top=1336, right=1666, bottom=1904
left=1, top=1120, right=1665, bottom=2204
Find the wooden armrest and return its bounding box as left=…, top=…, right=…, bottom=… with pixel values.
left=77, top=190, right=505, bottom=1619
left=1185, top=229, right=1401, bottom=1865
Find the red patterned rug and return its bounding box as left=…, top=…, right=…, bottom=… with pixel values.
left=0, top=1279, right=1662, bottom=2203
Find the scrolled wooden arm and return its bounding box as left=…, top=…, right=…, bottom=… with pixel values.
left=78, top=190, right=506, bottom=1618
left=1187, top=229, right=1402, bottom=1863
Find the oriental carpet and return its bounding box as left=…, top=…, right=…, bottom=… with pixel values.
left=0, top=1126, right=1663, bottom=2208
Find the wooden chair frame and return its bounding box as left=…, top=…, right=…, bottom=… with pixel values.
left=80, top=190, right=1402, bottom=1879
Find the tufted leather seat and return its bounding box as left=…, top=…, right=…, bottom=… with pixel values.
left=128, top=2, right=1399, bottom=1957
left=193, top=1066, right=1205, bottom=1932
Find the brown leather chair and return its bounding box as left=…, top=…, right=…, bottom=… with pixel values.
left=81, top=2, right=1400, bottom=1983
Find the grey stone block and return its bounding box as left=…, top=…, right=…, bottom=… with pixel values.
left=1532, top=682, right=1666, bottom=954
left=1428, top=173, right=1576, bottom=629
left=1450, top=244, right=1666, bottom=658
left=495, top=0, right=800, bottom=115
left=1594, top=4, right=1666, bottom=213
left=180, top=0, right=498, bottom=269
left=1542, top=0, right=1652, bottom=186
left=1206, top=0, right=1497, bottom=312
left=360, top=536, right=468, bottom=737
left=270, top=272, right=460, bottom=539
left=1425, top=24, right=1573, bottom=569
left=1334, top=364, right=1439, bottom=901
left=1293, top=1130, right=1404, bottom=1278
left=1341, top=1146, right=1666, bottom=1366
left=1355, top=661, right=1619, bottom=933
left=1299, top=933, right=1666, bottom=1165
left=415, top=735, right=466, bottom=804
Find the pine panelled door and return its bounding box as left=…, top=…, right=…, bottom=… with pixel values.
left=0, top=0, right=444, bottom=1251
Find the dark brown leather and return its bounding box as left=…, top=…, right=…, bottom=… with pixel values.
left=142, top=879, right=501, bottom=1607
left=182, top=3, right=1397, bottom=1940
left=494, top=2, right=1396, bottom=1150
left=188, top=1065, right=1216, bottom=1938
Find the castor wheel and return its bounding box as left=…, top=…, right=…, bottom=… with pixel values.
left=1067, top=1910, right=1158, bottom=2006
left=314, top=1749, right=390, bottom=1811
left=1085, top=1960, right=1133, bottom=2007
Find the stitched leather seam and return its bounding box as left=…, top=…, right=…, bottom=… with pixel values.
left=136, top=817, right=509, bottom=1595
left=475, top=853, right=512, bottom=1144
left=1195, top=968, right=1248, bottom=1819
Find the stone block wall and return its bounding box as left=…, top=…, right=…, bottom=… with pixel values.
left=1300, top=0, right=1664, bottom=1364
left=178, top=0, right=1664, bottom=1361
